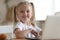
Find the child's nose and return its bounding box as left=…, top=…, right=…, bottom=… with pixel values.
left=24, top=11, right=27, bottom=16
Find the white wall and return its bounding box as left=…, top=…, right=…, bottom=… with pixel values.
left=0, top=25, right=13, bottom=34
left=54, top=0, right=60, bottom=13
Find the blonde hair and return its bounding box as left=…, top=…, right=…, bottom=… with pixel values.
left=14, top=1, right=36, bottom=26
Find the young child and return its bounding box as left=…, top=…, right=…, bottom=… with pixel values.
left=14, top=1, right=42, bottom=39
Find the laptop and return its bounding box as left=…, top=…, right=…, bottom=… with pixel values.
left=42, top=16, right=60, bottom=40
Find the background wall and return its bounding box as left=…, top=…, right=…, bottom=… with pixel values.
left=0, top=0, right=7, bottom=24
left=0, top=0, right=14, bottom=25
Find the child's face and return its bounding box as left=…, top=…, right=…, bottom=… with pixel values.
left=16, top=3, right=32, bottom=22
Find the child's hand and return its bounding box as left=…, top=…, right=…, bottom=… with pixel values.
left=31, top=30, right=40, bottom=37
left=39, top=31, right=42, bottom=36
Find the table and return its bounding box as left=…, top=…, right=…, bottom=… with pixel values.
left=12, top=38, right=41, bottom=40
left=12, top=39, right=28, bottom=40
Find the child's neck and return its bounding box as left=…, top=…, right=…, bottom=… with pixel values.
left=21, top=20, right=31, bottom=26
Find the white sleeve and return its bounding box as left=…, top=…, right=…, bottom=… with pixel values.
left=14, top=23, right=23, bottom=31
left=35, top=26, right=42, bottom=32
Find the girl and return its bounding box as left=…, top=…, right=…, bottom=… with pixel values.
left=14, top=1, right=42, bottom=39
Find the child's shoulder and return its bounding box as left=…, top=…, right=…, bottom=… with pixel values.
left=16, top=22, right=21, bottom=25
left=14, top=22, right=25, bottom=30
left=16, top=22, right=25, bottom=27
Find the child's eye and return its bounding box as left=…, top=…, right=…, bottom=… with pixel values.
left=20, top=11, right=24, bottom=13
left=27, top=10, right=30, bottom=13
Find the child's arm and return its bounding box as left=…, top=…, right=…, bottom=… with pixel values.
left=14, top=28, right=32, bottom=39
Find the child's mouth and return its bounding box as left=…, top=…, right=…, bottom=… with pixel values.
left=22, top=16, right=28, bottom=18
